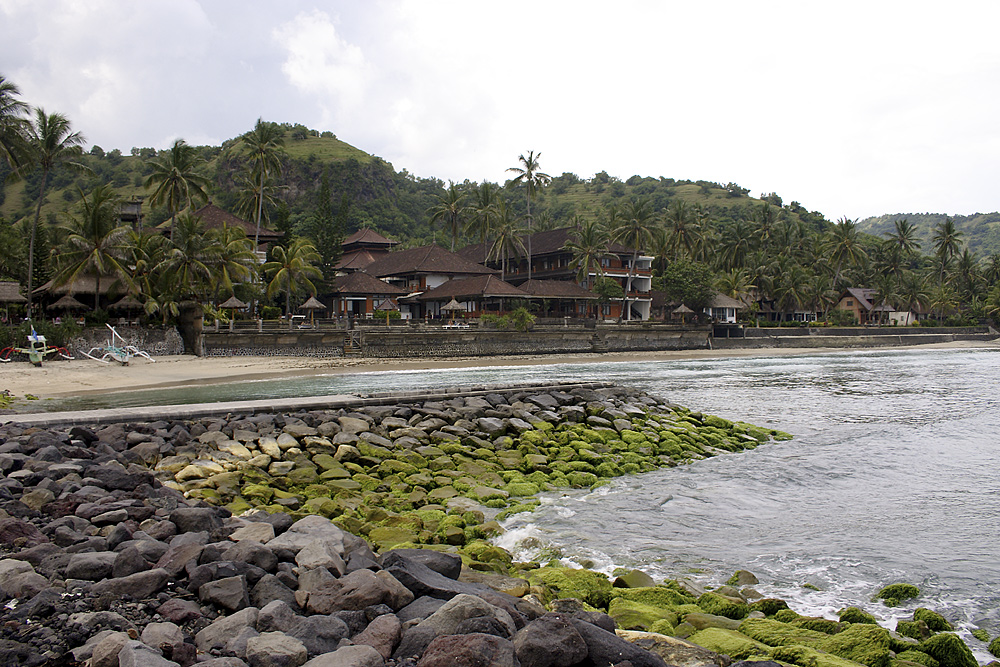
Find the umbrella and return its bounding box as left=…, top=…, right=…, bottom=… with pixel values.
left=374, top=298, right=399, bottom=326
left=298, top=295, right=326, bottom=325
left=440, top=298, right=465, bottom=324
left=109, top=294, right=144, bottom=311
left=219, top=295, right=248, bottom=330
left=47, top=294, right=88, bottom=311
left=672, top=303, right=694, bottom=323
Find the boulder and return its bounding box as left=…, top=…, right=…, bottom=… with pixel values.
left=513, top=613, right=588, bottom=667
left=417, top=633, right=518, bottom=667
left=245, top=632, right=308, bottom=667
left=570, top=618, right=668, bottom=667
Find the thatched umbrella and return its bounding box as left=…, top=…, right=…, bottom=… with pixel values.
left=48, top=294, right=88, bottom=312
left=374, top=298, right=399, bottom=326
left=219, top=295, right=248, bottom=331
left=672, top=303, right=694, bottom=324
left=298, top=295, right=326, bottom=325
left=440, top=298, right=466, bottom=324
left=109, top=295, right=144, bottom=323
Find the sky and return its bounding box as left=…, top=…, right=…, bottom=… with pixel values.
left=3, top=0, right=1000, bottom=221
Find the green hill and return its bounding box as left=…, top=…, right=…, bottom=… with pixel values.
left=858, top=212, right=1000, bottom=259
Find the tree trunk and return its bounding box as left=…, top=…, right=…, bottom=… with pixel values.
left=27, top=170, right=49, bottom=320
left=177, top=300, right=204, bottom=356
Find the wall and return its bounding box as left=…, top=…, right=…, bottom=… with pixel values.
left=713, top=326, right=996, bottom=350
left=69, top=326, right=185, bottom=357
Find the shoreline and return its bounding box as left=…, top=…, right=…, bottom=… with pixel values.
left=1, top=339, right=996, bottom=402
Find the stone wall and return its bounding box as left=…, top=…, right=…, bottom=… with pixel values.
left=202, top=326, right=711, bottom=358
left=69, top=326, right=184, bottom=357
left=713, top=327, right=997, bottom=350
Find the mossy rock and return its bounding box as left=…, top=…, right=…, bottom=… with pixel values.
left=988, top=635, right=1000, bottom=659
left=738, top=618, right=828, bottom=649
left=793, top=617, right=846, bottom=635
left=441, top=526, right=465, bottom=545
left=608, top=598, right=678, bottom=632
left=612, top=586, right=692, bottom=608
left=875, top=583, right=920, bottom=606
left=817, top=622, right=893, bottom=667
left=368, top=526, right=418, bottom=550
left=686, top=628, right=771, bottom=660
left=225, top=496, right=252, bottom=515
left=913, top=609, right=953, bottom=633
left=312, top=453, right=340, bottom=470
left=302, top=497, right=340, bottom=518
left=326, top=478, right=362, bottom=492
left=495, top=503, right=539, bottom=521
left=896, top=621, right=931, bottom=641
left=379, top=459, right=419, bottom=477
left=462, top=541, right=513, bottom=566
left=526, top=566, right=613, bottom=608
left=839, top=607, right=879, bottom=625
left=566, top=471, right=599, bottom=488
left=242, top=483, right=275, bottom=503
left=919, top=633, right=977, bottom=667
left=595, top=462, right=623, bottom=478
left=697, top=591, right=750, bottom=620
left=286, top=466, right=320, bottom=486
left=318, top=467, right=351, bottom=480
left=750, top=599, right=792, bottom=617
left=504, top=481, right=539, bottom=497
left=649, top=618, right=677, bottom=636
left=770, top=644, right=870, bottom=667
left=413, top=509, right=446, bottom=531
left=895, top=651, right=940, bottom=667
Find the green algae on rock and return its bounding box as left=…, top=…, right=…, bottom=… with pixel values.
left=874, top=583, right=921, bottom=606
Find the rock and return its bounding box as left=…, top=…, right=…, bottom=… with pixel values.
left=66, top=551, right=118, bottom=580
left=140, top=622, right=186, bottom=655
left=417, top=593, right=517, bottom=638
left=257, top=600, right=302, bottom=633
left=613, top=569, right=657, bottom=588
left=252, top=573, right=299, bottom=609
left=570, top=618, right=669, bottom=667
left=154, top=542, right=205, bottom=576
left=117, top=639, right=180, bottom=667
left=200, top=574, right=250, bottom=611
left=513, top=613, right=588, bottom=667
left=352, top=612, right=402, bottom=659
left=397, top=596, right=447, bottom=624
left=382, top=548, right=462, bottom=580
left=0, top=517, right=49, bottom=547
left=195, top=607, right=260, bottom=652
left=90, top=567, right=170, bottom=599
left=89, top=631, right=132, bottom=667
left=225, top=540, right=279, bottom=572
left=417, top=633, right=518, bottom=667
left=245, top=631, right=309, bottom=667
left=169, top=507, right=224, bottom=534
left=113, top=545, right=152, bottom=578
left=0, top=558, right=35, bottom=592
left=301, top=645, right=384, bottom=667
left=295, top=540, right=347, bottom=575
left=268, top=515, right=347, bottom=555
left=618, top=630, right=732, bottom=667
left=230, top=522, right=276, bottom=543
left=287, top=615, right=351, bottom=657
left=157, top=598, right=203, bottom=624
left=304, top=569, right=412, bottom=613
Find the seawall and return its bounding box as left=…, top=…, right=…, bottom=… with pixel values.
left=712, top=325, right=997, bottom=350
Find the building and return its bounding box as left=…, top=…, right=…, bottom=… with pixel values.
left=325, top=271, right=409, bottom=319
left=336, top=228, right=398, bottom=273
left=836, top=288, right=894, bottom=325
left=458, top=227, right=653, bottom=320
left=413, top=274, right=529, bottom=319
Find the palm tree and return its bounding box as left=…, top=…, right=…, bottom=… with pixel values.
left=871, top=273, right=898, bottom=326
left=144, top=139, right=211, bottom=240
left=664, top=200, right=702, bottom=260
left=715, top=268, right=753, bottom=305
left=610, top=198, right=655, bottom=321
left=928, top=283, right=958, bottom=322
left=565, top=219, right=608, bottom=286
left=507, top=150, right=550, bottom=280
left=465, top=182, right=500, bottom=246
left=898, top=271, right=930, bottom=320
left=889, top=218, right=921, bottom=256
left=718, top=218, right=753, bottom=272
left=807, top=273, right=839, bottom=322
left=238, top=119, right=286, bottom=248
left=753, top=202, right=778, bottom=251
left=0, top=75, right=30, bottom=169
left=825, top=217, right=867, bottom=287
left=428, top=183, right=468, bottom=251
left=210, top=223, right=257, bottom=300
left=487, top=200, right=525, bottom=281
left=773, top=264, right=810, bottom=321
left=22, top=109, right=88, bottom=317
left=233, top=167, right=284, bottom=237
left=983, top=253, right=1000, bottom=287
left=52, top=184, right=133, bottom=311
left=932, top=218, right=963, bottom=285
left=263, top=238, right=323, bottom=316
left=127, top=228, right=169, bottom=303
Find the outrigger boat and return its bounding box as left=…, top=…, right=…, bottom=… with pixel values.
left=0, top=327, right=74, bottom=367
left=80, top=324, right=154, bottom=366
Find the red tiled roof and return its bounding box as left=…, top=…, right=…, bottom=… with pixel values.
left=328, top=271, right=409, bottom=296
left=342, top=228, right=398, bottom=248
left=363, top=245, right=498, bottom=279
left=336, top=250, right=380, bottom=271
left=416, top=275, right=527, bottom=301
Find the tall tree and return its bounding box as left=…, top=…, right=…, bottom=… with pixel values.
left=664, top=199, right=703, bottom=260
left=302, top=171, right=345, bottom=283
left=263, top=238, right=323, bottom=316
left=427, top=182, right=468, bottom=251
left=143, top=138, right=211, bottom=239
left=889, top=218, right=921, bottom=256
left=0, top=75, right=30, bottom=169
left=52, top=184, right=133, bottom=311
left=22, top=109, right=88, bottom=317
left=466, top=181, right=499, bottom=246
left=932, top=218, right=963, bottom=285
left=238, top=119, right=286, bottom=248
left=487, top=200, right=524, bottom=281
left=565, top=218, right=608, bottom=286
left=825, top=217, right=867, bottom=287
left=506, top=150, right=550, bottom=280
left=610, top=198, right=655, bottom=321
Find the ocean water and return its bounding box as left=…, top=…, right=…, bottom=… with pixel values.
left=34, top=348, right=1000, bottom=655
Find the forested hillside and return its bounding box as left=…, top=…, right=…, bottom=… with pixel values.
left=858, top=212, right=1000, bottom=258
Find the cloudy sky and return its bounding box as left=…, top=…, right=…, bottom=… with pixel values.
left=3, top=0, right=999, bottom=221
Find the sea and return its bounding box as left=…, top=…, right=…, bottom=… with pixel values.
left=35, top=347, right=1000, bottom=657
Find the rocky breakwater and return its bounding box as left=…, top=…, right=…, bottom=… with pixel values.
left=2, top=384, right=985, bottom=667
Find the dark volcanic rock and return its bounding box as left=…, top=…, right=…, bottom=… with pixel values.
left=417, top=632, right=519, bottom=667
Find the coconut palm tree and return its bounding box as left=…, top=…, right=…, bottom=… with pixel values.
left=825, top=217, right=867, bottom=287
left=238, top=119, right=286, bottom=248
left=465, top=182, right=500, bottom=246
left=898, top=271, right=930, bottom=320
left=507, top=150, right=550, bottom=280
left=210, top=223, right=257, bottom=300
left=127, top=228, right=169, bottom=304
left=932, top=218, right=963, bottom=285
left=22, top=109, right=89, bottom=317
left=487, top=200, right=525, bottom=281
left=889, top=218, right=921, bottom=256
left=610, top=198, right=655, bottom=321
left=52, top=184, right=134, bottom=311
left=144, top=139, right=211, bottom=240
left=263, top=238, right=323, bottom=316
left=233, top=166, right=284, bottom=239
left=718, top=218, right=753, bottom=272
left=158, top=213, right=223, bottom=302
left=0, top=75, right=30, bottom=169
left=664, top=200, right=702, bottom=260
left=428, top=183, right=468, bottom=251
left=565, top=218, right=608, bottom=285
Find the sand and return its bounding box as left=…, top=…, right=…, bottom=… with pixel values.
left=2, top=339, right=996, bottom=401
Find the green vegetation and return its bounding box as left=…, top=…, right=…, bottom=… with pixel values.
left=874, top=583, right=920, bottom=606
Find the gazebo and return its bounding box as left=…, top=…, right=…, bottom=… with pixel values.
left=0, top=282, right=26, bottom=322
left=440, top=298, right=466, bottom=325
left=109, top=295, right=144, bottom=324
left=298, top=295, right=327, bottom=326
left=672, top=303, right=694, bottom=324
left=47, top=294, right=89, bottom=319
left=219, top=295, right=248, bottom=331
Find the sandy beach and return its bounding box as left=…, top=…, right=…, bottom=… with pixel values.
left=2, top=339, right=996, bottom=401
